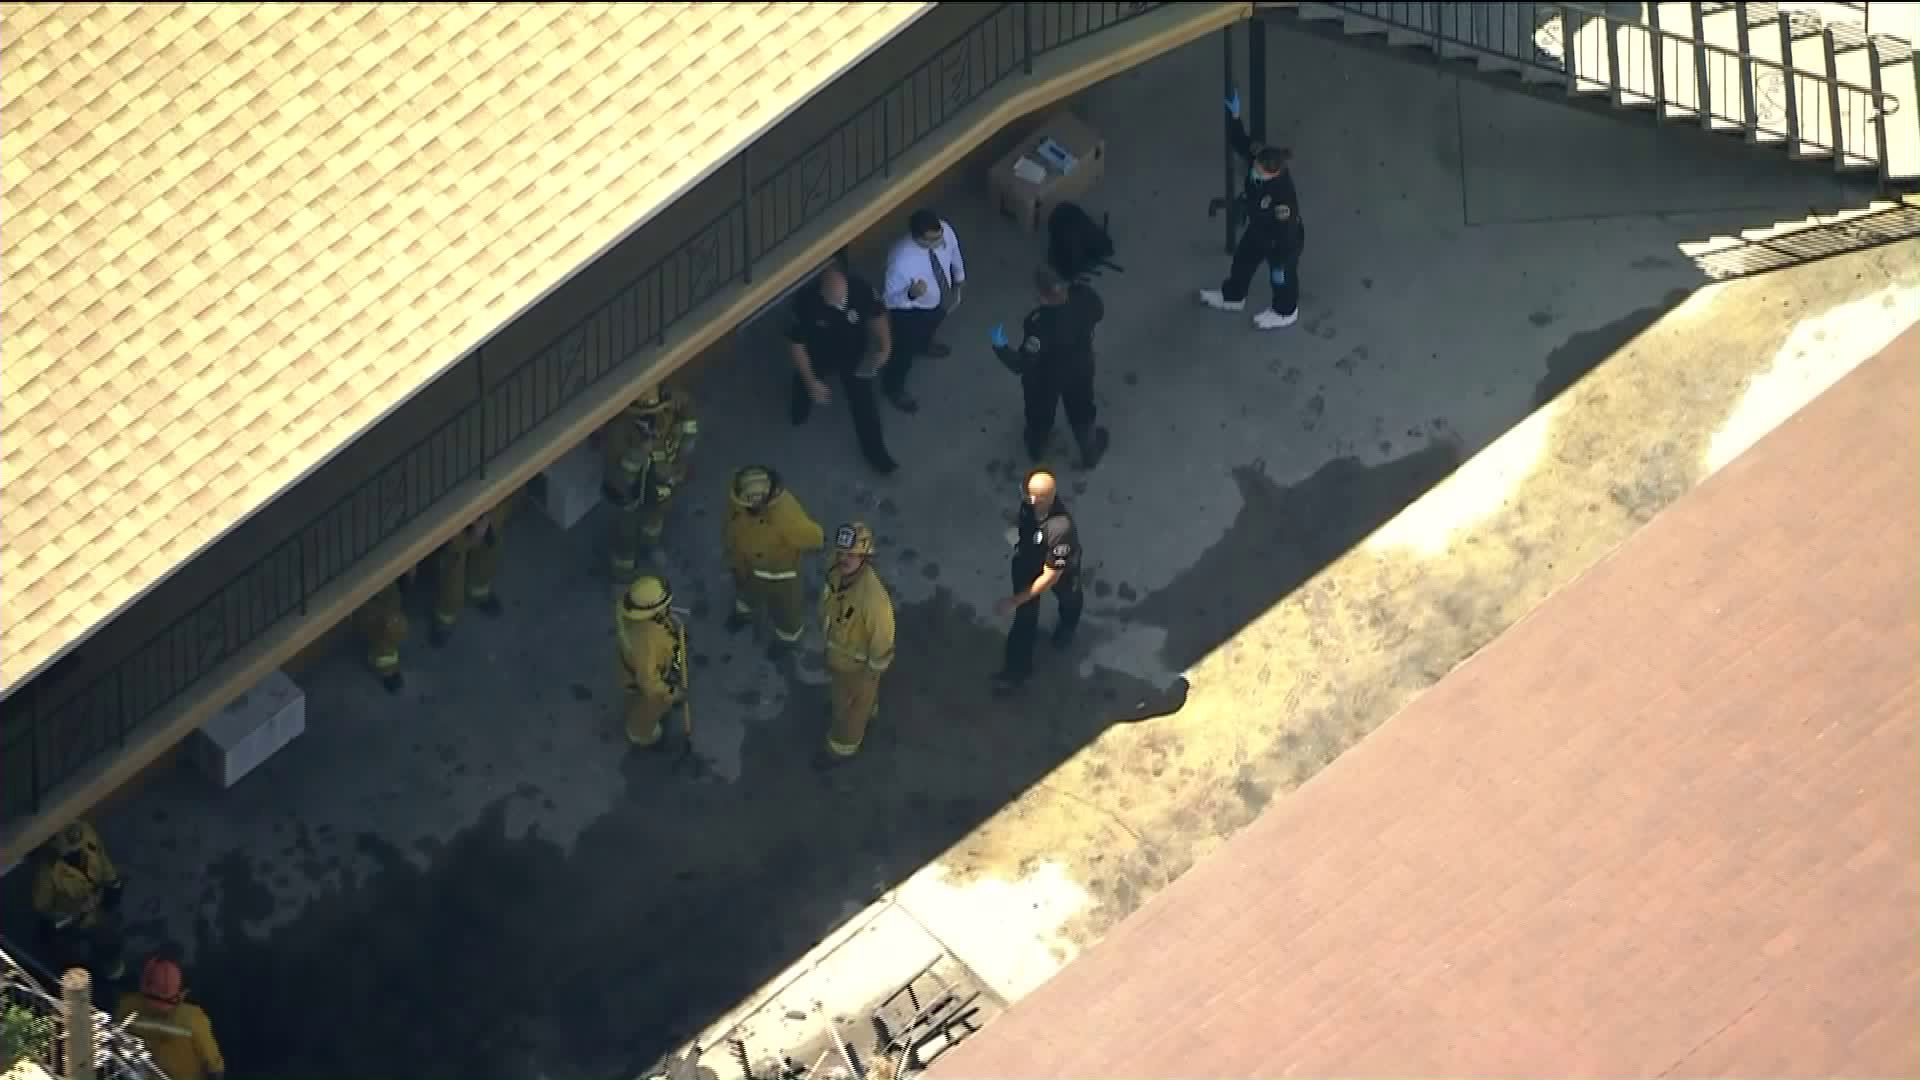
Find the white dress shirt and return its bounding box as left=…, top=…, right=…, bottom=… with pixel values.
left=882, top=220, right=966, bottom=311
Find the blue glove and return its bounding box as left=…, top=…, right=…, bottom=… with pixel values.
left=990, top=323, right=1008, bottom=348
left=1225, top=90, right=1241, bottom=119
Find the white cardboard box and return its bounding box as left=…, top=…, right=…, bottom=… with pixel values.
left=534, top=439, right=604, bottom=531
left=193, top=670, right=305, bottom=789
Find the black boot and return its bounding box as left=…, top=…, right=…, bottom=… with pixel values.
left=381, top=671, right=405, bottom=694
left=1073, top=425, right=1110, bottom=470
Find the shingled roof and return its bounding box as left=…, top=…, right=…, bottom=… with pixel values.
left=0, top=1, right=931, bottom=696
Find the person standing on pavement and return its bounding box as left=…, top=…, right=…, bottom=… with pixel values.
left=118, top=952, right=227, bottom=1080
left=615, top=575, right=689, bottom=753
left=818, top=522, right=895, bottom=768
left=880, top=208, right=966, bottom=414
left=789, top=267, right=899, bottom=475
left=429, top=492, right=517, bottom=648
left=990, top=265, right=1111, bottom=469
left=723, top=465, right=824, bottom=649
left=992, top=468, right=1084, bottom=695
left=1199, top=89, right=1305, bottom=331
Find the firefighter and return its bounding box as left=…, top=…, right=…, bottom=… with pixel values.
left=354, top=568, right=415, bottom=693
left=615, top=575, right=689, bottom=751
left=723, top=466, right=825, bottom=647
left=31, top=820, right=126, bottom=980
left=990, top=265, right=1110, bottom=469
left=818, top=522, right=895, bottom=768
left=1199, top=89, right=1305, bottom=331
left=430, top=493, right=517, bottom=647
left=602, top=385, right=701, bottom=582
left=117, top=952, right=227, bottom=1080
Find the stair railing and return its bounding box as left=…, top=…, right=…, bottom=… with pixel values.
left=1313, top=2, right=1900, bottom=171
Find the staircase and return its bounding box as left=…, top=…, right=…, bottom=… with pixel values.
left=1260, top=2, right=1920, bottom=189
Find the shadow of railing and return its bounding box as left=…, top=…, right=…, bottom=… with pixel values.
left=1686, top=200, right=1920, bottom=280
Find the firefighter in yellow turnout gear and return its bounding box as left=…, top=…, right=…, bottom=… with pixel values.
left=431, top=492, right=518, bottom=647
left=723, top=466, right=824, bottom=646
left=602, top=385, right=700, bottom=581
left=818, top=522, right=895, bottom=768
left=354, top=567, right=418, bottom=694
left=31, top=820, right=127, bottom=979
left=118, top=953, right=227, bottom=1080
left=615, top=575, right=690, bottom=750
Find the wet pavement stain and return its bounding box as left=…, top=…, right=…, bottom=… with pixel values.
left=175, top=589, right=1183, bottom=1079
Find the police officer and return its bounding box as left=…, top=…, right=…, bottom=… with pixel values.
left=990, top=266, right=1110, bottom=469
left=1198, top=89, right=1304, bottom=331
left=788, top=266, right=899, bottom=475
left=992, top=468, right=1083, bottom=695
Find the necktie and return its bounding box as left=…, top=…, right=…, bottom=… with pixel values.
left=927, top=247, right=952, bottom=310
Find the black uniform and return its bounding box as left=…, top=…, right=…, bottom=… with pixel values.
left=1220, top=116, right=1305, bottom=316
left=994, top=283, right=1110, bottom=466
left=787, top=274, right=896, bottom=471
left=1001, top=496, right=1084, bottom=683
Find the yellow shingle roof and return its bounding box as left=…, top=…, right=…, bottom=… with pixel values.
left=0, top=1, right=930, bottom=695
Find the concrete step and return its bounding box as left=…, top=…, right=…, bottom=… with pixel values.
left=1876, top=51, right=1920, bottom=181
left=1433, top=3, right=1534, bottom=74
left=1613, top=20, right=1663, bottom=107
left=1697, top=3, right=1758, bottom=132
left=1567, top=13, right=1619, bottom=95
left=1833, top=31, right=1886, bottom=170
left=1744, top=10, right=1798, bottom=144
left=1787, top=16, right=1841, bottom=159
left=1649, top=3, right=1705, bottom=120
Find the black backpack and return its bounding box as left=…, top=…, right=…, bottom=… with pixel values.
left=1047, top=202, right=1121, bottom=281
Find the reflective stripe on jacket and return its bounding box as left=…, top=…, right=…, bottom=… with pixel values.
left=819, top=564, right=895, bottom=674
left=726, top=490, right=825, bottom=581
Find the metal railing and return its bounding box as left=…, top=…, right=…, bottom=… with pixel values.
left=1306, top=2, right=1902, bottom=170
left=0, top=1, right=1166, bottom=832
left=1, top=946, right=165, bottom=1080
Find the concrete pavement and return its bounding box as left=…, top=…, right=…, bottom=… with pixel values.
left=18, top=27, right=1916, bottom=1079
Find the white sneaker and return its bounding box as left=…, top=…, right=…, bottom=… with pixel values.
left=1253, top=308, right=1298, bottom=330
left=1198, top=288, right=1245, bottom=312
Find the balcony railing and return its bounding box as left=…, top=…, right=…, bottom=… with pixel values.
left=0, top=2, right=1166, bottom=833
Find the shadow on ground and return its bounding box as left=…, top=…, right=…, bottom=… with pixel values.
left=6, top=25, right=1904, bottom=1080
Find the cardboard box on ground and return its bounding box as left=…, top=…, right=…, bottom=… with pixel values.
left=986, top=111, right=1106, bottom=233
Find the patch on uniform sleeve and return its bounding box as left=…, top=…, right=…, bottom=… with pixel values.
left=1022, top=335, right=1043, bottom=354
left=1050, top=543, right=1073, bottom=561
left=1276, top=204, right=1293, bottom=221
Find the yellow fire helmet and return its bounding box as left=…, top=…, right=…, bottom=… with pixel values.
left=623, top=575, right=672, bottom=617
left=730, top=466, right=778, bottom=509
left=50, top=822, right=88, bottom=857
left=630, top=385, right=667, bottom=413
left=834, top=521, right=875, bottom=557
